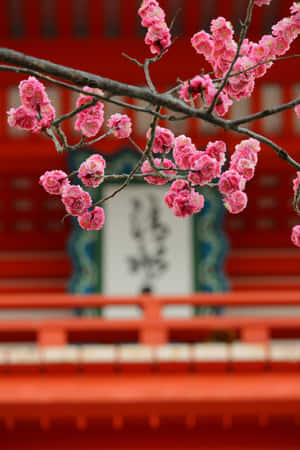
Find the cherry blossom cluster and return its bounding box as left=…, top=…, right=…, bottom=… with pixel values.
left=164, top=180, right=205, bottom=218
left=6, top=0, right=300, bottom=249
left=292, top=172, right=300, bottom=247
left=220, top=138, right=260, bottom=213
left=74, top=87, right=104, bottom=137
left=39, top=155, right=106, bottom=230
left=7, top=76, right=55, bottom=132
left=138, top=0, right=171, bottom=55
left=189, top=2, right=300, bottom=114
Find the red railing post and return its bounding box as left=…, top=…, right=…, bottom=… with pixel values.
left=241, top=326, right=270, bottom=343
left=38, top=327, right=67, bottom=347
left=140, top=297, right=168, bottom=346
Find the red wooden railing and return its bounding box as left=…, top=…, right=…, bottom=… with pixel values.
left=0, top=292, right=300, bottom=346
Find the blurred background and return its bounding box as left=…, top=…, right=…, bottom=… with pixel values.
left=0, top=1, right=300, bottom=449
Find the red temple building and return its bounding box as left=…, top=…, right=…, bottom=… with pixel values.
left=0, top=1, right=300, bottom=449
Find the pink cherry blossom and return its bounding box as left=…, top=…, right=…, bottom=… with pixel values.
left=7, top=106, right=38, bottom=131
left=145, top=21, right=171, bottom=55
left=19, top=76, right=50, bottom=112
left=291, top=2, right=300, bottom=15
left=223, top=190, right=248, bottom=214
left=170, top=179, right=190, bottom=193
left=205, top=140, right=227, bottom=166
left=188, top=153, right=219, bottom=186
left=254, top=0, right=272, bottom=6
left=76, top=86, right=104, bottom=108
left=291, top=225, right=300, bottom=247
left=108, top=113, right=132, bottom=139
left=164, top=180, right=204, bottom=218
left=74, top=87, right=104, bottom=137
left=80, top=116, right=104, bottom=138
left=78, top=206, right=105, bottom=231
left=78, top=154, right=106, bottom=187
left=39, top=170, right=70, bottom=195
left=179, top=74, right=214, bottom=103
left=147, top=126, right=175, bottom=154
left=38, top=103, right=55, bottom=129
left=191, top=30, right=213, bottom=59
left=292, top=172, right=300, bottom=195
left=173, top=135, right=197, bottom=169
left=142, top=158, right=176, bottom=185
left=75, top=101, right=104, bottom=138
left=210, top=17, right=234, bottom=41
left=138, top=0, right=165, bottom=27
left=295, top=104, right=300, bottom=119
left=218, top=170, right=246, bottom=195
left=61, top=185, right=92, bottom=216
left=172, top=189, right=204, bottom=218
left=231, top=158, right=255, bottom=181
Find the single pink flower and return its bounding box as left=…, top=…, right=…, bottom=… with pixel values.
left=138, top=0, right=165, bottom=27
left=205, top=140, right=227, bottom=166
left=170, top=179, right=190, bottom=193
left=78, top=154, right=106, bottom=187
left=108, top=113, right=132, bottom=139
left=173, top=135, right=197, bottom=169
left=295, top=104, right=300, bottom=119
left=218, top=170, right=245, bottom=195
left=173, top=189, right=204, bottom=218
left=145, top=21, right=171, bottom=54
left=147, top=126, right=175, bottom=154
left=191, top=31, right=213, bottom=59
left=164, top=180, right=204, bottom=218
left=78, top=206, right=105, bottom=231
left=19, top=76, right=50, bottom=112
left=39, top=170, right=70, bottom=195
left=7, top=106, right=38, bottom=131
left=142, top=158, right=176, bottom=185
left=291, top=225, right=300, bottom=247
left=292, top=172, right=300, bottom=195
left=223, top=190, right=248, bottom=214
left=61, top=185, right=92, bottom=216
left=188, top=153, right=219, bottom=186
left=75, top=90, right=104, bottom=138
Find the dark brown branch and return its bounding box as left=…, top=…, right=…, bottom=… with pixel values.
left=0, top=48, right=229, bottom=129
left=231, top=97, right=300, bottom=126
left=232, top=125, right=300, bottom=171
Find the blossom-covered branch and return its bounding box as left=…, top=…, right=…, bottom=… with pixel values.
left=3, top=0, right=300, bottom=246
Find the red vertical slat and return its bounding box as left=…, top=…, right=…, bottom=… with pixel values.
left=183, top=1, right=203, bottom=36
left=56, top=0, right=73, bottom=38
left=23, top=0, right=42, bottom=37
left=0, top=1, right=10, bottom=38
left=120, top=0, right=138, bottom=37
left=251, top=3, right=265, bottom=38
left=283, top=84, right=293, bottom=139
left=277, top=1, right=291, bottom=22
left=215, top=0, right=234, bottom=23
left=0, top=87, right=7, bottom=138
left=251, top=82, right=262, bottom=136
left=87, top=0, right=105, bottom=37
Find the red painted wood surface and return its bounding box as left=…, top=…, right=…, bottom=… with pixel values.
left=0, top=292, right=299, bottom=345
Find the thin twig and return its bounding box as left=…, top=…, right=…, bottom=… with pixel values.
left=232, top=125, right=300, bottom=171
left=127, top=136, right=145, bottom=155
left=294, top=182, right=300, bottom=215
left=207, top=0, right=254, bottom=114
left=231, top=97, right=300, bottom=126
